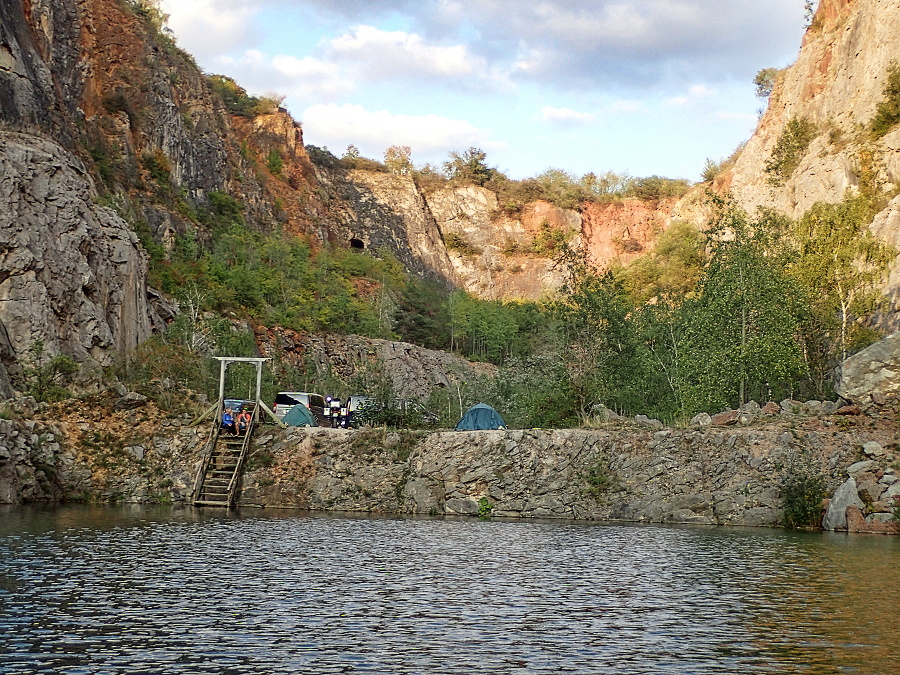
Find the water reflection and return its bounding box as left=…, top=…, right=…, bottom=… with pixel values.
left=0, top=506, right=898, bottom=674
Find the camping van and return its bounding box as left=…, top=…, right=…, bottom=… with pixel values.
left=273, top=392, right=327, bottom=425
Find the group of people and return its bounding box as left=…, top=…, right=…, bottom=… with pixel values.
left=221, top=407, right=252, bottom=436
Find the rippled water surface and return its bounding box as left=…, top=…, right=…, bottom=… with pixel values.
left=1, top=505, right=898, bottom=674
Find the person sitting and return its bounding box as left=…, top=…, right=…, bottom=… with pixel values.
left=236, top=409, right=252, bottom=435
left=221, top=408, right=236, bottom=435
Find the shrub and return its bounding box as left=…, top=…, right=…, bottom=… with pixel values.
left=444, top=232, right=481, bottom=256
left=778, top=455, right=826, bottom=528
left=701, top=142, right=745, bottom=182
left=623, top=176, right=691, bottom=200
left=765, top=117, right=817, bottom=185
left=581, top=456, right=612, bottom=498
left=206, top=74, right=283, bottom=118
left=753, top=67, right=783, bottom=99
left=141, top=149, right=171, bottom=185
left=22, top=341, right=79, bottom=403
left=870, top=63, right=900, bottom=139
left=266, top=149, right=284, bottom=177
left=529, top=220, right=571, bottom=257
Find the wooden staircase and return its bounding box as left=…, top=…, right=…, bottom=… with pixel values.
left=192, top=423, right=253, bottom=507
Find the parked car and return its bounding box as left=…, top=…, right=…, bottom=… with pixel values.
left=273, top=392, right=328, bottom=426
left=224, top=399, right=256, bottom=414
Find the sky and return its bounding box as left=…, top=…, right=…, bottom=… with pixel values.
left=158, top=0, right=811, bottom=182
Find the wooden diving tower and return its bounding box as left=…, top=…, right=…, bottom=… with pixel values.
left=191, top=356, right=282, bottom=507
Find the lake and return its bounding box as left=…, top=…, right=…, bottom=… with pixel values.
left=1, top=505, right=898, bottom=674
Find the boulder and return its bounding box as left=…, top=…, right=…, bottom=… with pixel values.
left=634, top=415, right=664, bottom=430
left=846, top=505, right=900, bottom=535
left=822, top=477, right=864, bottom=530
left=761, top=401, right=781, bottom=415
left=846, top=460, right=875, bottom=475
left=835, top=332, right=900, bottom=406
left=711, top=410, right=739, bottom=426
left=862, top=441, right=885, bottom=458
left=689, top=412, right=712, bottom=428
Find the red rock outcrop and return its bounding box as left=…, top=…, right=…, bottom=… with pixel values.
left=581, top=198, right=677, bottom=268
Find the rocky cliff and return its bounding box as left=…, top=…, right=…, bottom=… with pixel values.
left=719, top=0, right=900, bottom=316
left=0, top=0, right=677, bottom=393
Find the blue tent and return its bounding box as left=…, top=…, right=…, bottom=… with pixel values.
left=454, top=403, right=506, bottom=431
left=282, top=403, right=318, bottom=427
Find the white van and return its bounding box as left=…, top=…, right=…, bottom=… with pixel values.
left=273, top=392, right=327, bottom=425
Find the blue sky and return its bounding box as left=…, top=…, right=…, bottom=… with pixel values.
left=159, top=0, right=811, bottom=182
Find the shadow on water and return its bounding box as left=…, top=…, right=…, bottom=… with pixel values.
left=0, top=505, right=898, bottom=674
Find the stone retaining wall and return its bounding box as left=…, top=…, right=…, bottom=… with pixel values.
left=2, top=410, right=898, bottom=533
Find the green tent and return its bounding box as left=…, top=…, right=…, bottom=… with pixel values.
left=455, top=403, right=506, bottom=431
left=282, top=403, right=318, bottom=427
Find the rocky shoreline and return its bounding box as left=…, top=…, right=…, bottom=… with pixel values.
left=1, top=396, right=898, bottom=534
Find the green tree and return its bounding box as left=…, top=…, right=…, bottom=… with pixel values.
left=443, top=147, right=497, bottom=185
left=579, top=170, right=632, bottom=197
left=384, top=145, right=413, bottom=175
left=616, top=221, right=705, bottom=304
left=676, top=205, right=808, bottom=412
left=531, top=168, right=591, bottom=209
left=788, top=194, right=895, bottom=363
left=765, top=117, right=817, bottom=185
left=551, top=247, right=648, bottom=418
left=753, top=67, right=782, bottom=99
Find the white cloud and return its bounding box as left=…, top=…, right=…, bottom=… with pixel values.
left=328, top=25, right=476, bottom=78
left=664, top=84, right=715, bottom=107
left=322, top=25, right=507, bottom=87
left=539, top=106, right=596, bottom=126
left=301, top=104, right=493, bottom=156
left=208, top=50, right=354, bottom=101
left=159, top=0, right=263, bottom=58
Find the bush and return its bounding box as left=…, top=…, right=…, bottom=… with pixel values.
left=444, top=232, right=480, bottom=256
left=22, top=341, right=79, bottom=403
left=141, top=149, right=171, bottom=185
left=623, top=176, right=691, bottom=200
left=765, top=117, right=817, bottom=185
left=753, top=67, right=782, bottom=99
left=207, top=74, right=283, bottom=118
left=779, top=455, right=826, bottom=528
left=870, top=63, right=900, bottom=139
left=266, top=149, right=284, bottom=177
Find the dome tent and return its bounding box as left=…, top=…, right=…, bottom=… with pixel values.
left=454, top=403, right=506, bottom=431
left=282, top=403, right=318, bottom=427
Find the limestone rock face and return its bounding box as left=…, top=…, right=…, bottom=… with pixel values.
left=728, top=0, right=900, bottom=219
left=715, top=0, right=900, bottom=319
left=0, top=132, right=153, bottom=384
left=426, top=188, right=577, bottom=299
left=314, top=168, right=459, bottom=284
left=835, top=332, right=900, bottom=405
